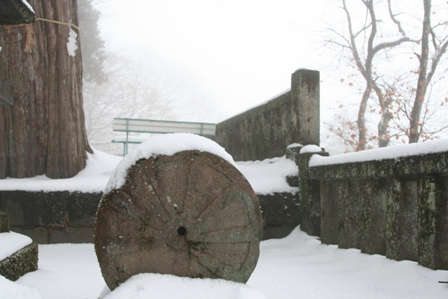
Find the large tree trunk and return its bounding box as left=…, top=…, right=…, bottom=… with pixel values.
left=0, top=0, right=92, bottom=179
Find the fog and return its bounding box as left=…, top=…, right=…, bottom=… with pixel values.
left=82, top=0, right=448, bottom=155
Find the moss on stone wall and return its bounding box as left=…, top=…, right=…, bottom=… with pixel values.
left=215, top=69, right=320, bottom=162
left=0, top=242, right=38, bottom=281
left=0, top=210, right=10, bottom=232
left=307, top=150, right=448, bottom=271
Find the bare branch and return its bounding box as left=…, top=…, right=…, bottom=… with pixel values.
left=326, top=27, right=352, bottom=46
left=372, top=36, right=411, bottom=56
left=387, top=0, right=406, bottom=36
left=354, top=23, right=372, bottom=39
left=342, top=0, right=367, bottom=78
left=427, top=39, right=448, bottom=84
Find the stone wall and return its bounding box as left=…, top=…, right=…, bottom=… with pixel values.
left=298, top=148, right=448, bottom=270
left=0, top=190, right=300, bottom=243
left=215, top=69, right=319, bottom=161
left=0, top=191, right=100, bottom=244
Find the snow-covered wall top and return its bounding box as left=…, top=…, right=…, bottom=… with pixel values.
left=310, top=139, right=448, bottom=167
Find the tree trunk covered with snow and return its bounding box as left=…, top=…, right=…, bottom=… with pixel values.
left=0, top=0, right=92, bottom=179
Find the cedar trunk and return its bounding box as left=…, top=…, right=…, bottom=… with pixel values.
left=0, top=0, right=92, bottom=179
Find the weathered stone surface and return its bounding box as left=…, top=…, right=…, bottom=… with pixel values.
left=320, top=180, right=339, bottom=245
left=258, top=193, right=300, bottom=233
left=0, top=191, right=102, bottom=243
left=360, top=179, right=387, bottom=255
left=95, top=150, right=263, bottom=291
left=0, top=242, right=38, bottom=281
left=434, top=174, right=448, bottom=270
left=307, top=148, right=448, bottom=270
left=337, top=180, right=362, bottom=250
left=0, top=189, right=297, bottom=244
left=298, top=151, right=328, bottom=237
left=215, top=69, right=320, bottom=161
left=0, top=210, right=10, bottom=232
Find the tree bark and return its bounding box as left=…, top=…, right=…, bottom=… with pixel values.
left=0, top=0, right=92, bottom=179
left=409, top=0, right=431, bottom=143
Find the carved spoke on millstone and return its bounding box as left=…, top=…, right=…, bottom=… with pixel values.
left=95, top=150, right=263, bottom=291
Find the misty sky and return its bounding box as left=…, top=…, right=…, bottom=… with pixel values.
left=97, top=0, right=349, bottom=122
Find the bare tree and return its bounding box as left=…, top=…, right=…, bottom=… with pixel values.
left=83, top=54, right=194, bottom=154
left=409, top=0, right=448, bottom=142
left=325, top=0, right=448, bottom=151
left=328, top=0, right=411, bottom=150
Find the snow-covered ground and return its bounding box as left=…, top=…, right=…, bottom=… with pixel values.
left=2, top=135, right=448, bottom=298
left=1, top=227, right=447, bottom=299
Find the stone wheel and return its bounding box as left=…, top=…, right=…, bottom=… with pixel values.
left=94, top=150, right=263, bottom=291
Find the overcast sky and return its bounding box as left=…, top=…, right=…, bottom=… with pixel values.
left=97, top=0, right=351, bottom=123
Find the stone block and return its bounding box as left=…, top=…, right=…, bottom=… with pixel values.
left=320, top=180, right=339, bottom=245
left=434, top=174, right=448, bottom=270
left=418, top=176, right=437, bottom=268
left=0, top=242, right=38, bottom=281
left=360, top=179, right=387, bottom=255
left=337, top=180, right=361, bottom=250
left=67, top=192, right=102, bottom=226
left=396, top=180, right=418, bottom=261
left=262, top=193, right=300, bottom=227
left=0, top=210, right=10, bottom=232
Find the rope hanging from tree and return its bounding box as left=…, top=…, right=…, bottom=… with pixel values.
left=2, top=18, right=79, bottom=53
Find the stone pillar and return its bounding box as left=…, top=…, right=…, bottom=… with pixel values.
left=291, top=69, right=320, bottom=146
left=0, top=210, right=10, bottom=232
left=297, top=145, right=328, bottom=237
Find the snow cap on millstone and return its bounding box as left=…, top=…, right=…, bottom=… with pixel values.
left=96, top=133, right=262, bottom=291
left=104, top=133, right=236, bottom=195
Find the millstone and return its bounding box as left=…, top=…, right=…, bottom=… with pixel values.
left=94, top=150, right=263, bottom=291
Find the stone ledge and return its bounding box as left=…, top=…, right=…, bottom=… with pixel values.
left=309, top=151, right=448, bottom=180
left=0, top=242, right=38, bottom=281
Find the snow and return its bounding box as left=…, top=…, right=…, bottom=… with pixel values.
left=104, top=133, right=236, bottom=194
left=299, top=144, right=322, bottom=154
left=0, top=275, right=41, bottom=299
left=286, top=143, right=302, bottom=149
left=20, top=0, right=35, bottom=14
left=100, top=273, right=266, bottom=299
left=237, top=157, right=298, bottom=195
left=0, top=232, right=32, bottom=261
left=0, top=136, right=295, bottom=195
left=0, top=149, right=122, bottom=193
left=310, top=138, right=448, bottom=167
left=1, top=227, right=445, bottom=299
left=113, top=135, right=151, bottom=142
left=67, top=27, right=78, bottom=56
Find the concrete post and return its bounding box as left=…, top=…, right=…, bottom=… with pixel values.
left=291, top=69, right=320, bottom=146
left=298, top=146, right=328, bottom=237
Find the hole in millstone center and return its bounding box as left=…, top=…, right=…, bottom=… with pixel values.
left=177, top=226, right=187, bottom=236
